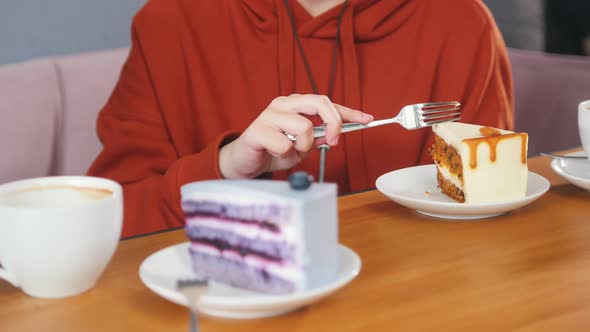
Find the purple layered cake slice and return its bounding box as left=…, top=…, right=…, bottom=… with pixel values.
left=180, top=179, right=338, bottom=295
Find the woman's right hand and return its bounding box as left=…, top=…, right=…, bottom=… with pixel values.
left=219, top=94, right=374, bottom=179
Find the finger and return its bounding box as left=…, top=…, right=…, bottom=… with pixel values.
left=257, top=126, right=295, bottom=159
left=333, top=103, right=374, bottom=124
left=314, top=136, right=328, bottom=146
left=272, top=95, right=342, bottom=146
left=269, top=149, right=308, bottom=172
left=263, top=111, right=315, bottom=153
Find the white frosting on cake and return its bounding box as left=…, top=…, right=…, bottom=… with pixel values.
left=433, top=122, right=513, bottom=150
left=432, top=122, right=528, bottom=203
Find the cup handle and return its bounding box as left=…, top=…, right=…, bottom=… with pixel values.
left=0, top=263, right=19, bottom=287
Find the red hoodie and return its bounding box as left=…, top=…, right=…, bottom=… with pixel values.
left=88, top=0, right=513, bottom=238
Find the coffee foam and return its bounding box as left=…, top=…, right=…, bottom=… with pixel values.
left=19, top=185, right=113, bottom=200
left=0, top=185, right=113, bottom=208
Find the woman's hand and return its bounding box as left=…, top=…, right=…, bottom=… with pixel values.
left=219, top=94, right=374, bottom=179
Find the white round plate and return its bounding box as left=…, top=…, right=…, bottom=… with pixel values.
left=550, top=152, right=590, bottom=191
left=139, top=242, right=361, bottom=319
left=375, top=164, right=550, bottom=220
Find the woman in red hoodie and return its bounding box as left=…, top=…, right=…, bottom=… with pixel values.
left=88, top=0, right=514, bottom=238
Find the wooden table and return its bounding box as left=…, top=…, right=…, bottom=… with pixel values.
left=2, top=152, right=590, bottom=332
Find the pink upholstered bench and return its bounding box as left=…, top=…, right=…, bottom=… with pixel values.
left=509, top=48, right=590, bottom=156
left=1, top=47, right=589, bottom=184
left=0, top=48, right=128, bottom=183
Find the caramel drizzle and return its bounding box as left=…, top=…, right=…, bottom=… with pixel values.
left=463, top=133, right=527, bottom=169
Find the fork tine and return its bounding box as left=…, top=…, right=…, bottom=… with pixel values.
left=416, top=101, right=461, bottom=109
left=421, top=112, right=462, bottom=121
left=422, top=117, right=461, bottom=126
left=418, top=106, right=461, bottom=115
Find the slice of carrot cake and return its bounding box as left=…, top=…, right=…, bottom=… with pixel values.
left=430, top=122, right=528, bottom=203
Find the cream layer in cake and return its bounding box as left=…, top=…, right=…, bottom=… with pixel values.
left=431, top=122, right=528, bottom=203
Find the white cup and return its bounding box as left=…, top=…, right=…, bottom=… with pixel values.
left=0, top=176, right=123, bottom=298
left=579, top=100, right=590, bottom=157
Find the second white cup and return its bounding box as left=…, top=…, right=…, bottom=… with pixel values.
left=579, top=100, right=590, bottom=157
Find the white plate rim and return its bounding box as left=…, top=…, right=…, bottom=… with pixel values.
left=375, top=164, right=550, bottom=214
left=139, top=242, right=362, bottom=308
left=550, top=152, right=590, bottom=190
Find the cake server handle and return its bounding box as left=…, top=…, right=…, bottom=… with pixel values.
left=177, top=278, right=208, bottom=332
left=189, top=310, right=197, bottom=332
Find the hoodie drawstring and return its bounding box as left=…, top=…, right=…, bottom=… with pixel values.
left=340, top=2, right=369, bottom=191
left=276, top=0, right=369, bottom=191
left=277, top=0, right=295, bottom=97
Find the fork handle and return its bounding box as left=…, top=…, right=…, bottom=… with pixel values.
left=287, top=119, right=396, bottom=141
left=313, top=122, right=370, bottom=138
left=286, top=123, right=365, bottom=140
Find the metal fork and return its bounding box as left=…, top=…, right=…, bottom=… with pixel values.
left=177, top=278, right=208, bottom=332
left=540, top=152, right=588, bottom=160
left=286, top=101, right=461, bottom=141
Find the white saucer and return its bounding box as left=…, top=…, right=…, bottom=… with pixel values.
left=139, top=242, right=361, bottom=319
left=550, top=152, right=590, bottom=191
left=375, top=164, right=550, bottom=220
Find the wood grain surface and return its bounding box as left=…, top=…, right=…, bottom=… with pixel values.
left=2, top=151, right=590, bottom=332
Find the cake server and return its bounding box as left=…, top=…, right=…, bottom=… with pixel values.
left=177, top=278, right=208, bottom=332
left=286, top=101, right=461, bottom=141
